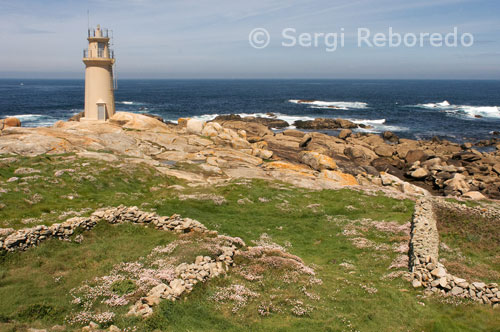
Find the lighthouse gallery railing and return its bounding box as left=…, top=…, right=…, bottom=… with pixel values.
left=83, top=49, right=115, bottom=59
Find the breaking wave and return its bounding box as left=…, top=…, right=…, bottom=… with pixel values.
left=190, top=112, right=315, bottom=128
left=415, top=101, right=500, bottom=119
left=117, top=101, right=148, bottom=106
left=189, top=112, right=408, bottom=133
left=4, top=114, right=59, bottom=128
left=289, top=99, right=368, bottom=110
left=349, top=118, right=409, bottom=133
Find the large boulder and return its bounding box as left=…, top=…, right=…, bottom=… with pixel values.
left=374, top=144, right=394, bottom=157
left=299, top=151, right=337, bottom=171
left=493, top=163, right=500, bottom=175
left=212, top=129, right=251, bottom=150
left=201, top=122, right=221, bottom=137
left=360, top=134, right=385, bottom=146
left=380, top=172, right=430, bottom=196
left=216, top=120, right=271, bottom=138
left=406, top=150, right=428, bottom=165
left=283, top=129, right=305, bottom=138
left=410, top=167, right=429, bottom=179
left=111, top=112, right=171, bottom=133
left=319, top=170, right=358, bottom=186
left=68, top=112, right=84, bottom=122
left=212, top=114, right=288, bottom=129
left=294, top=118, right=358, bottom=130
left=186, top=119, right=204, bottom=135
left=344, top=145, right=378, bottom=165
left=1, top=117, right=21, bottom=128
left=245, top=116, right=289, bottom=129
left=144, top=113, right=166, bottom=123
left=212, top=114, right=242, bottom=122
left=338, top=129, right=352, bottom=140
left=444, top=173, right=470, bottom=196
left=463, top=191, right=486, bottom=200
left=383, top=131, right=399, bottom=143
left=336, top=119, right=358, bottom=129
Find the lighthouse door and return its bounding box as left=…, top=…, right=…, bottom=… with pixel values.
left=97, top=104, right=106, bottom=120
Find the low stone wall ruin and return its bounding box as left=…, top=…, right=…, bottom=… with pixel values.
left=0, top=205, right=212, bottom=252
left=409, top=199, right=499, bottom=307
left=0, top=206, right=244, bottom=321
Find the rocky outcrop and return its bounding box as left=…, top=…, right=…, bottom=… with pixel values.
left=212, top=114, right=289, bottom=129
left=294, top=118, right=358, bottom=130
left=1, top=111, right=498, bottom=200
left=209, top=120, right=272, bottom=139
left=0, top=117, right=21, bottom=129
left=111, top=112, right=171, bottom=133
left=299, top=151, right=337, bottom=171
left=69, top=112, right=84, bottom=122
left=380, top=172, right=430, bottom=197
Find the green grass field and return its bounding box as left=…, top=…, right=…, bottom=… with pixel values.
left=435, top=206, right=500, bottom=283
left=0, top=154, right=499, bottom=331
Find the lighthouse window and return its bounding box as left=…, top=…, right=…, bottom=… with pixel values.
left=98, top=43, right=105, bottom=57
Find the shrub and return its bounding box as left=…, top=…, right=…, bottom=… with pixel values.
left=111, top=279, right=136, bottom=295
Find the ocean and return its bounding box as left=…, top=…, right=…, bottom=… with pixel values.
left=1, top=79, right=499, bottom=143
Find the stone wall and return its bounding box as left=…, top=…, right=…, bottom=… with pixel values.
left=0, top=205, right=212, bottom=252
left=408, top=198, right=439, bottom=268
left=409, top=199, right=499, bottom=307
left=0, top=205, right=244, bottom=321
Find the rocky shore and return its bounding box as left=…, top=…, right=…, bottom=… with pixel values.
left=211, top=113, right=500, bottom=200
left=1, top=112, right=498, bottom=201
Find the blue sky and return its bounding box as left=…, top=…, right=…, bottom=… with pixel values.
left=0, top=0, right=499, bottom=79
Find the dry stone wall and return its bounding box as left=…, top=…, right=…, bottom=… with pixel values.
left=0, top=205, right=245, bottom=321
left=408, top=198, right=439, bottom=268
left=127, top=249, right=238, bottom=318
left=409, top=199, right=499, bottom=307
left=0, top=205, right=213, bottom=252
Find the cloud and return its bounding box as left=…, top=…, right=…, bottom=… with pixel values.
left=0, top=0, right=499, bottom=78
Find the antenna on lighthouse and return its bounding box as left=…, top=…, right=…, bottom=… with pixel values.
left=111, top=29, right=118, bottom=90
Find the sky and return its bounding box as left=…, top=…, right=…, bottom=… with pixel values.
left=0, top=0, right=499, bottom=79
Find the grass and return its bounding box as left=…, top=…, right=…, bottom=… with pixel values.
left=0, top=154, right=179, bottom=229
left=0, top=154, right=499, bottom=331
left=0, top=222, right=176, bottom=330
left=435, top=205, right=500, bottom=283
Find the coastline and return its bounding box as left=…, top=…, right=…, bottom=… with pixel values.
left=1, top=111, right=499, bottom=201
left=2, top=79, right=500, bottom=143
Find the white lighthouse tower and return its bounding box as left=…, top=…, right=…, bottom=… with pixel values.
left=82, top=25, right=116, bottom=121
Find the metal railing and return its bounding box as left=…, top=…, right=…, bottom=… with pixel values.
left=83, top=49, right=115, bottom=59
left=88, top=28, right=109, bottom=38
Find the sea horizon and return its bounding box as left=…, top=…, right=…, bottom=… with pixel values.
left=1, top=79, right=499, bottom=145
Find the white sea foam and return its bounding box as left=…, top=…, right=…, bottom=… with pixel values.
left=289, top=99, right=368, bottom=110
left=415, top=101, right=500, bottom=119
left=190, top=112, right=315, bottom=129
left=352, top=119, right=386, bottom=125
left=117, top=101, right=147, bottom=106
left=189, top=112, right=408, bottom=133
left=5, top=114, right=44, bottom=121
left=349, top=118, right=409, bottom=133
left=4, top=111, right=83, bottom=128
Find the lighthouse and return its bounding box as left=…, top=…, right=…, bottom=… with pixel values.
left=82, top=25, right=116, bottom=121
